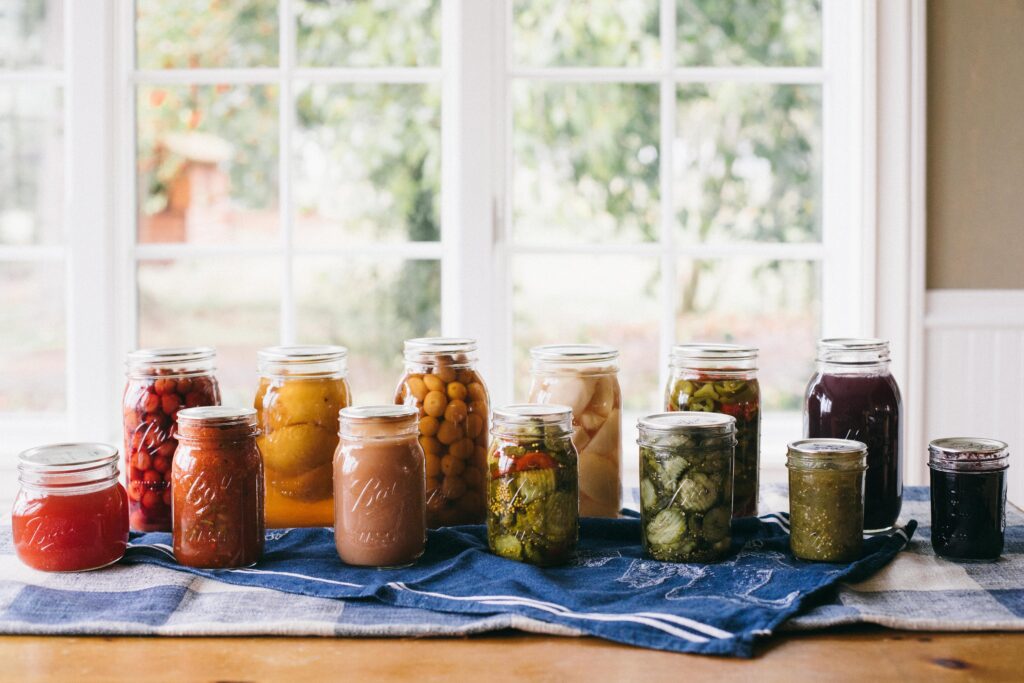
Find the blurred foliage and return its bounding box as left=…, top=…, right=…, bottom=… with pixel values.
left=296, top=0, right=440, bottom=67
left=678, top=0, right=821, bottom=66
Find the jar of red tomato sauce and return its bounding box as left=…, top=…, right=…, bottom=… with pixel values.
left=172, top=407, right=265, bottom=569
left=123, top=347, right=221, bottom=532
left=12, top=443, right=129, bottom=572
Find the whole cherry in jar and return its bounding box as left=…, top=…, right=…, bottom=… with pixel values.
left=123, top=347, right=221, bottom=532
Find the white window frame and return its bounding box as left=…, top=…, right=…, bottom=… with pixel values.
left=0, top=0, right=928, bottom=488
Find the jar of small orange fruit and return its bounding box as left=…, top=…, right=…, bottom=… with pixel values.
left=395, top=338, right=490, bottom=527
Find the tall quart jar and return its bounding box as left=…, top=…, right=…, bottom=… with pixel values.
left=334, top=406, right=426, bottom=568
left=804, top=339, right=903, bottom=532
left=665, top=344, right=760, bottom=518
left=395, top=337, right=489, bottom=527
left=12, top=443, right=129, bottom=572
left=528, top=344, right=621, bottom=518
left=928, top=437, right=1009, bottom=560
left=786, top=438, right=868, bottom=562
left=123, top=347, right=221, bottom=532
left=173, top=407, right=265, bottom=569
left=487, top=404, right=579, bottom=566
left=638, top=412, right=736, bottom=562
left=254, top=345, right=352, bottom=528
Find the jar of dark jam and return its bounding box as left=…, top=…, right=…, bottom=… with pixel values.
left=928, top=437, right=1008, bottom=560
left=804, top=339, right=902, bottom=532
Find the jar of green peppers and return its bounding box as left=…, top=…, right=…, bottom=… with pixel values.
left=638, top=412, right=736, bottom=562
left=665, top=344, right=760, bottom=518
left=786, top=438, right=868, bottom=562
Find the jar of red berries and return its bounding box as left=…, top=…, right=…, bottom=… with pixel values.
left=122, top=347, right=221, bottom=532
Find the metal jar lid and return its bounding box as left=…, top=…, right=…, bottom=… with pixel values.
left=638, top=411, right=736, bottom=436
left=928, top=437, right=1009, bottom=473
left=787, top=438, right=868, bottom=471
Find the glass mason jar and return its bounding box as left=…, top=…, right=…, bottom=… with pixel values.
left=172, top=407, right=265, bottom=569
left=487, top=404, right=579, bottom=566
left=665, top=344, right=760, bottom=518
left=254, top=345, right=352, bottom=528
left=787, top=438, right=868, bottom=562
left=122, top=347, right=221, bottom=532
left=395, top=337, right=490, bottom=528
left=12, top=443, right=129, bottom=572
left=928, top=437, right=1009, bottom=560
left=528, top=344, right=621, bottom=518
left=334, top=406, right=426, bottom=568
left=804, top=338, right=903, bottom=532
left=638, top=412, right=736, bottom=562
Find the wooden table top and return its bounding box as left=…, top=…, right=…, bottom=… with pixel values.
left=1, top=629, right=1021, bottom=682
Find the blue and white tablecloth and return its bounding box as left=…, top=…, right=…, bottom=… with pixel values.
left=0, top=486, right=1017, bottom=656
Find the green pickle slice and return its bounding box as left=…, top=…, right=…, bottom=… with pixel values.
left=788, top=468, right=863, bottom=562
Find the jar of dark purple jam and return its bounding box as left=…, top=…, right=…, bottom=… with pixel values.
left=804, top=339, right=903, bottom=532
left=928, top=437, right=1008, bottom=560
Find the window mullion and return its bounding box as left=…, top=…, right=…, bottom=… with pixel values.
left=279, top=0, right=296, bottom=345
left=659, top=0, right=678, bottom=404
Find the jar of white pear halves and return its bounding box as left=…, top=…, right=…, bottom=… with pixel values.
left=528, top=344, right=621, bottom=517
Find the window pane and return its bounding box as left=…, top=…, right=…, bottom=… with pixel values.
left=296, top=0, right=440, bottom=67
left=294, top=84, right=440, bottom=246
left=512, top=254, right=661, bottom=410
left=513, top=0, right=659, bottom=67
left=137, top=84, right=279, bottom=245
left=675, top=258, right=820, bottom=411
left=677, top=0, right=821, bottom=67
left=137, top=258, right=281, bottom=407
left=0, top=261, right=64, bottom=411
left=0, top=0, right=62, bottom=69
left=513, top=82, right=660, bottom=244
left=675, top=83, right=821, bottom=244
left=0, top=86, right=63, bottom=245
left=295, top=257, right=441, bottom=404
left=135, top=0, right=278, bottom=69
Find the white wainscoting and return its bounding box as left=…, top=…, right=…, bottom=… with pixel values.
left=923, top=290, right=1024, bottom=505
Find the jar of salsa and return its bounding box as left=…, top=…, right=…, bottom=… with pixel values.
left=123, top=347, right=221, bottom=532
left=665, top=344, right=760, bottom=518
left=395, top=337, right=490, bottom=528
left=334, top=406, right=426, bottom=568
left=638, top=412, right=736, bottom=562
left=787, top=438, right=868, bottom=562
left=172, top=407, right=265, bottom=569
left=487, top=404, right=579, bottom=566
left=12, top=443, right=128, bottom=572
left=528, top=344, right=621, bottom=518
left=804, top=339, right=902, bottom=532
left=929, top=437, right=1009, bottom=560
left=255, top=345, right=352, bottom=528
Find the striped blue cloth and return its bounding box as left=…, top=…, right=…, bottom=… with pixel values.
left=0, top=496, right=914, bottom=657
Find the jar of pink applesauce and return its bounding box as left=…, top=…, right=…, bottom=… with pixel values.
left=333, top=406, right=426, bottom=568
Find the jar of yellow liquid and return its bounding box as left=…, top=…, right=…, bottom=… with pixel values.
left=254, top=346, right=351, bottom=527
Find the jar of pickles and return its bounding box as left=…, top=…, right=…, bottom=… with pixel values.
left=123, top=347, right=221, bottom=532
left=928, top=437, right=1009, bottom=560
left=395, top=337, right=489, bottom=528
left=173, top=407, right=265, bottom=569
left=528, top=344, right=621, bottom=518
left=638, top=412, right=736, bottom=562
left=665, top=344, right=760, bottom=518
left=786, top=438, right=868, bottom=562
left=12, top=443, right=129, bottom=572
left=487, top=405, right=579, bottom=566
left=254, top=345, right=352, bottom=528
left=334, top=406, right=426, bottom=568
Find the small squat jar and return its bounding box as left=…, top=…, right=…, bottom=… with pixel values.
left=173, top=407, right=265, bottom=569
left=638, top=412, right=736, bottom=563
left=487, top=405, right=579, bottom=566
left=528, top=344, right=621, bottom=518
left=12, top=443, right=129, bottom=572
left=255, top=345, right=352, bottom=528
left=334, top=406, right=426, bottom=568
left=665, top=344, right=760, bottom=518
left=929, top=437, right=1009, bottom=560
left=395, top=337, right=490, bottom=528
left=123, top=347, right=221, bottom=532
left=787, top=439, right=868, bottom=562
